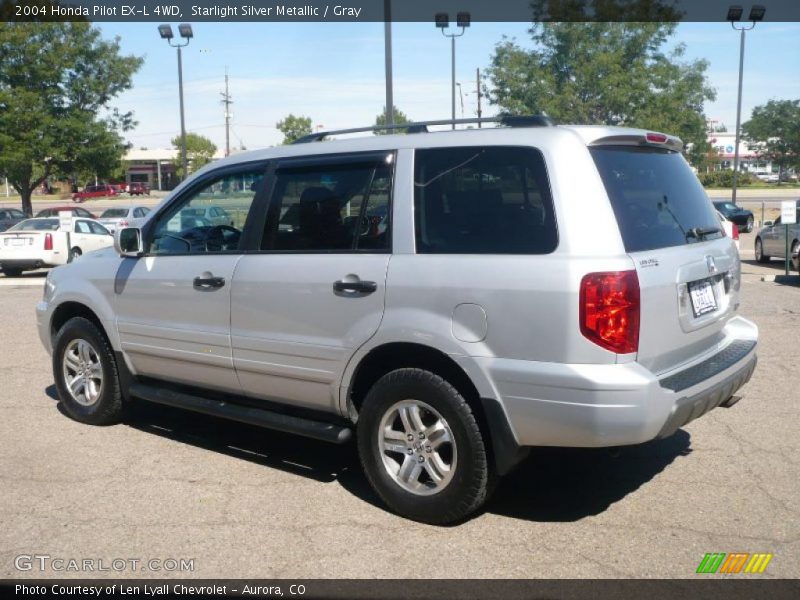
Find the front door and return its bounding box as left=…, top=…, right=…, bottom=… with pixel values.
left=230, top=152, right=394, bottom=413
left=114, top=165, right=266, bottom=392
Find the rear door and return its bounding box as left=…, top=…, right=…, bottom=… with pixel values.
left=230, top=151, right=394, bottom=413
left=114, top=164, right=266, bottom=392
left=590, top=144, right=740, bottom=374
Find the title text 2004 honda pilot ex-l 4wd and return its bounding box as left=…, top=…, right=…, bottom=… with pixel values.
left=36, top=117, right=758, bottom=524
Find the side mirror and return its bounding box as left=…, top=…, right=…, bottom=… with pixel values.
left=763, top=220, right=774, bottom=227
left=115, top=227, right=143, bottom=257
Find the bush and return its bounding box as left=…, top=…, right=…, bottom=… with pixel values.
left=698, top=170, right=754, bottom=187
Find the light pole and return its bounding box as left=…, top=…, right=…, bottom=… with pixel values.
left=159, top=23, right=193, bottom=180
left=727, top=4, right=765, bottom=206
left=384, top=0, right=394, bottom=127
left=435, top=12, right=470, bottom=129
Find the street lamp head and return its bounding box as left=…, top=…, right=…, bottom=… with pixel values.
left=748, top=5, right=765, bottom=21
left=178, top=23, right=194, bottom=39
left=435, top=13, right=449, bottom=28
left=158, top=24, right=174, bottom=40
left=456, top=12, right=471, bottom=28
left=726, top=5, right=743, bottom=21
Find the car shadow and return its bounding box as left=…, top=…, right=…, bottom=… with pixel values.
left=45, top=385, right=694, bottom=523
left=485, top=432, right=692, bottom=522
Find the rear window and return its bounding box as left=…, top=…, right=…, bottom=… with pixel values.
left=101, top=209, right=128, bottom=218
left=414, top=146, right=557, bottom=254
left=9, top=219, right=59, bottom=231
left=590, top=146, right=722, bottom=252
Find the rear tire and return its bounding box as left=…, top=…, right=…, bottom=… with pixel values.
left=70, top=247, right=82, bottom=261
left=745, top=216, right=754, bottom=233
left=2, top=267, right=23, bottom=277
left=755, top=238, right=770, bottom=263
left=357, top=368, right=493, bottom=525
left=52, top=317, right=123, bottom=425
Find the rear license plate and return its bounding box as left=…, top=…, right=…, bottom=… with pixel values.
left=688, top=279, right=717, bottom=317
left=10, top=238, right=25, bottom=246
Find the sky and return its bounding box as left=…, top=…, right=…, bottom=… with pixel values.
left=97, top=21, right=800, bottom=151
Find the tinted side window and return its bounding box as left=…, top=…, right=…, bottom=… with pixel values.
left=75, top=220, right=92, bottom=234
left=414, top=146, right=557, bottom=254
left=262, top=157, right=392, bottom=252
left=590, top=146, right=722, bottom=252
left=89, top=221, right=109, bottom=235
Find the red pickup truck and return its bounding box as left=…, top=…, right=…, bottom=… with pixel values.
left=72, top=184, right=119, bottom=203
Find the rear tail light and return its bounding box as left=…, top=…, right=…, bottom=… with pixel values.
left=44, top=233, right=53, bottom=250
left=119, top=220, right=129, bottom=227
left=732, top=224, right=739, bottom=240
left=645, top=132, right=668, bottom=144
left=580, top=270, right=640, bottom=354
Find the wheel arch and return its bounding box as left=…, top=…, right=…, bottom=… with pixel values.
left=345, top=342, right=527, bottom=475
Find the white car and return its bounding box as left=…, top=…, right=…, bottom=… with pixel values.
left=97, top=206, right=151, bottom=234
left=0, top=217, right=113, bottom=276
left=754, top=171, right=779, bottom=183
left=716, top=210, right=740, bottom=251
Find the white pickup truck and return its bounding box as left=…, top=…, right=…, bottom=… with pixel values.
left=0, top=217, right=113, bottom=276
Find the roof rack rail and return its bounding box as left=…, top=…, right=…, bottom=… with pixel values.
left=291, top=115, right=555, bottom=144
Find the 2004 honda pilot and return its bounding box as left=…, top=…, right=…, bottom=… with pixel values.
left=36, top=117, right=758, bottom=524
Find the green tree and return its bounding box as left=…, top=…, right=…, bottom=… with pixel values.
left=374, top=105, right=411, bottom=134
left=171, top=133, right=217, bottom=179
left=742, top=99, right=800, bottom=181
left=484, top=23, right=716, bottom=166
left=0, top=23, right=142, bottom=215
left=276, top=114, right=312, bottom=144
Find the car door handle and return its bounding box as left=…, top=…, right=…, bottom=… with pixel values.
left=193, top=275, right=226, bottom=289
left=333, top=280, right=377, bottom=294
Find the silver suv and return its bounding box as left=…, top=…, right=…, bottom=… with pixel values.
left=36, top=118, right=758, bottom=524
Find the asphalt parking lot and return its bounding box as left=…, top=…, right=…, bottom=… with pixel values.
left=0, top=231, right=798, bottom=579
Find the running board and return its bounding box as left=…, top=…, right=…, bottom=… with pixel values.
left=129, top=383, right=352, bottom=444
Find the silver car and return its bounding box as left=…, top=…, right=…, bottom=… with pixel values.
left=97, top=206, right=151, bottom=234
left=754, top=199, right=800, bottom=269
left=36, top=118, right=758, bottom=524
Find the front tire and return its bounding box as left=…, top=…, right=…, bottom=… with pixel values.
left=357, top=368, right=492, bottom=524
left=52, top=317, right=123, bottom=425
left=755, top=238, right=770, bottom=263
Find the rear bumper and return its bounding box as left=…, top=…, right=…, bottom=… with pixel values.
left=477, top=316, right=758, bottom=448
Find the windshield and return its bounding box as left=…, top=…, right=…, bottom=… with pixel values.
left=590, top=146, right=722, bottom=252
left=101, top=209, right=128, bottom=218
left=8, top=219, right=60, bottom=231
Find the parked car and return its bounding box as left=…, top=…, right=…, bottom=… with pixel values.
left=0, top=217, right=112, bottom=276
left=754, top=199, right=800, bottom=266
left=128, top=182, right=150, bottom=196
left=35, top=206, right=97, bottom=219
left=713, top=201, right=754, bottom=233
left=72, top=184, right=119, bottom=203
left=97, top=206, right=151, bottom=234
left=753, top=171, right=779, bottom=184
left=716, top=210, right=739, bottom=251
left=0, top=208, right=27, bottom=232
left=36, top=118, right=758, bottom=524
left=179, top=205, right=234, bottom=227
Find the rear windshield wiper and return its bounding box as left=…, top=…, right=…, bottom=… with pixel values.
left=686, top=226, right=722, bottom=242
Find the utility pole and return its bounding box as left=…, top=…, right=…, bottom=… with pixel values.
left=384, top=0, right=394, bottom=126
left=220, top=68, right=232, bottom=157
left=476, top=67, right=482, bottom=127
